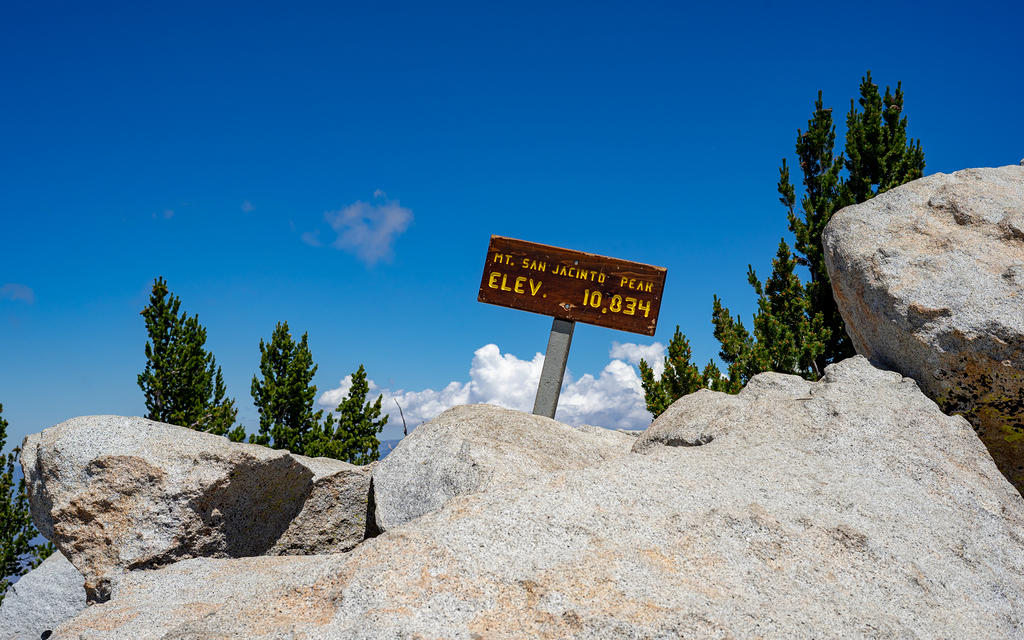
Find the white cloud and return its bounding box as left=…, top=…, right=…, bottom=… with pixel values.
left=0, top=283, right=35, bottom=304
left=609, top=341, right=666, bottom=377
left=318, top=343, right=658, bottom=439
left=556, top=359, right=654, bottom=428
left=324, top=193, right=412, bottom=265
left=241, top=200, right=254, bottom=212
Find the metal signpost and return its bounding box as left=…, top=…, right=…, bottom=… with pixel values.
left=477, top=235, right=667, bottom=418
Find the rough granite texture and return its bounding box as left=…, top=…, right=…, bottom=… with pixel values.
left=266, top=459, right=375, bottom=554
left=20, top=416, right=372, bottom=602
left=372, top=404, right=636, bottom=531
left=0, top=551, right=86, bottom=640
left=55, top=358, right=1024, bottom=638
left=823, top=165, right=1024, bottom=494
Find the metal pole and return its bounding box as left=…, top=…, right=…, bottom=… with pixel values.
left=533, top=317, right=575, bottom=419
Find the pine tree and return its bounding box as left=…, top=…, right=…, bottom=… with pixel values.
left=138, top=277, right=243, bottom=440
left=308, top=365, right=387, bottom=464
left=779, top=72, right=925, bottom=370
left=249, top=322, right=323, bottom=456
left=712, top=241, right=829, bottom=383
left=639, top=326, right=740, bottom=418
left=1, top=404, right=52, bottom=604
left=713, top=72, right=925, bottom=385
left=641, top=73, right=924, bottom=412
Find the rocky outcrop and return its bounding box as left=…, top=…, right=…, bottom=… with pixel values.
left=372, top=404, right=635, bottom=531
left=0, top=551, right=86, bottom=640
left=266, top=458, right=376, bottom=554
left=823, top=165, right=1024, bottom=493
left=20, top=415, right=372, bottom=602
left=55, top=359, right=1024, bottom=638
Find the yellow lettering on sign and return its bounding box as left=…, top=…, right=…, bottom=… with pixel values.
left=493, top=253, right=503, bottom=263
left=489, top=271, right=543, bottom=297
left=619, top=278, right=654, bottom=291
left=514, top=276, right=526, bottom=294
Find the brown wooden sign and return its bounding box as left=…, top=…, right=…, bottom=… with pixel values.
left=477, top=236, right=667, bottom=336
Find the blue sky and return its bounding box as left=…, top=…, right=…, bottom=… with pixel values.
left=2, top=0, right=1021, bottom=447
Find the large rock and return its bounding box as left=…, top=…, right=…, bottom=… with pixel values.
left=372, top=404, right=635, bottom=531
left=20, top=415, right=372, bottom=602
left=56, top=359, right=1024, bottom=638
left=0, top=552, right=86, bottom=640
left=823, top=165, right=1024, bottom=493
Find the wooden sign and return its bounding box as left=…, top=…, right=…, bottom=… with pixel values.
left=477, top=236, right=667, bottom=336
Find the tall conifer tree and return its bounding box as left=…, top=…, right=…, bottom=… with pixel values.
left=713, top=72, right=925, bottom=385
left=249, top=322, right=323, bottom=456
left=138, top=277, right=243, bottom=440
left=0, top=404, right=52, bottom=604
left=778, top=72, right=926, bottom=370
left=640, top=72, right=924, bottom=417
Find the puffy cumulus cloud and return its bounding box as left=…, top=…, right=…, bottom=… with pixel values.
left=324, top=192, right=412, bottom=265
left=609, top=341, right=666, bottom=377
left=0, top=283, right=35, bottom=304
left=463, top=344, right=544, bottom=410
left=318, top=343, right=659, bottom=438
left=555, top=359, right=653, bottom=429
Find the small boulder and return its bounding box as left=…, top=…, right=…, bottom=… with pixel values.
left=0, top=551, right=86, bottom=640
left=823, top=165, right=1024, bottom=493
left=20, top=415, right=372, bottom=602
left=372, top=404, right=634, bottom=531
left=266, top=457, right=376, bottom=554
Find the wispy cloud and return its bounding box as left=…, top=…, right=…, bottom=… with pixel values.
left=0, top=283, right=36, bottom=304
left=152, top=209, right=174, bottom=220
left=300, top=230, right=322, bottom=247
left=323, top=192, right=412, bottom=265
left=241, top=200, right=254, bottom=213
